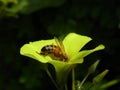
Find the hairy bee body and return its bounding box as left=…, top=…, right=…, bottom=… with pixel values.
left=40, top=45, right=60, bottom=56
left=36, top=37, right=68, bottom=61
left=40, top=45, right=68, bottom=61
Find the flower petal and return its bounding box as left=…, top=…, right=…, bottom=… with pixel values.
left=20, top=39, right=57, bottom=63
left=69, top=58, right=84, bottom=64
left=70, top=44, right=105, bottom=63
left=63, top=33, right=92, bottom=59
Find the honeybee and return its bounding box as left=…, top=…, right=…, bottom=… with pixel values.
left=37, top=37, right=68, bottom=62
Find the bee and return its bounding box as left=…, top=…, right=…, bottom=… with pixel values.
left=37, top=37, right=68, bottom=62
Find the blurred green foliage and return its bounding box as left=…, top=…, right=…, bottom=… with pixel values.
left=0, top=0, right=120, bottom=89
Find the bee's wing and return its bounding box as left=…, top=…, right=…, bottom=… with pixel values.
left=54, top=37, right=66, bottom=54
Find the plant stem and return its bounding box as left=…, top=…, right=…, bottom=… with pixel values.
left=79, top=73, right=89, bottom=90
left=65, top=83, right=68, bottom=90
left=72, top=68, right=75, bottom=90
left=46, top=69, right=59, bottom=89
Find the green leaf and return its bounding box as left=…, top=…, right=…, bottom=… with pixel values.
left=93, top=69, right=109, bottom=84
left=100, top=79, right=120, bottom=89
left=88, top=60, right=100, bottom=74
left=7, top=0, right=66, bottom=14
left=0, top=0, right=17, bottom=5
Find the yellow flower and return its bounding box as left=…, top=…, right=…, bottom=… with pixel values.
left=20, top=33, right=105, bottom=86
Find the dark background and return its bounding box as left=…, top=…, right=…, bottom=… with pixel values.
left=0, top=0, right=120, bottom=90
